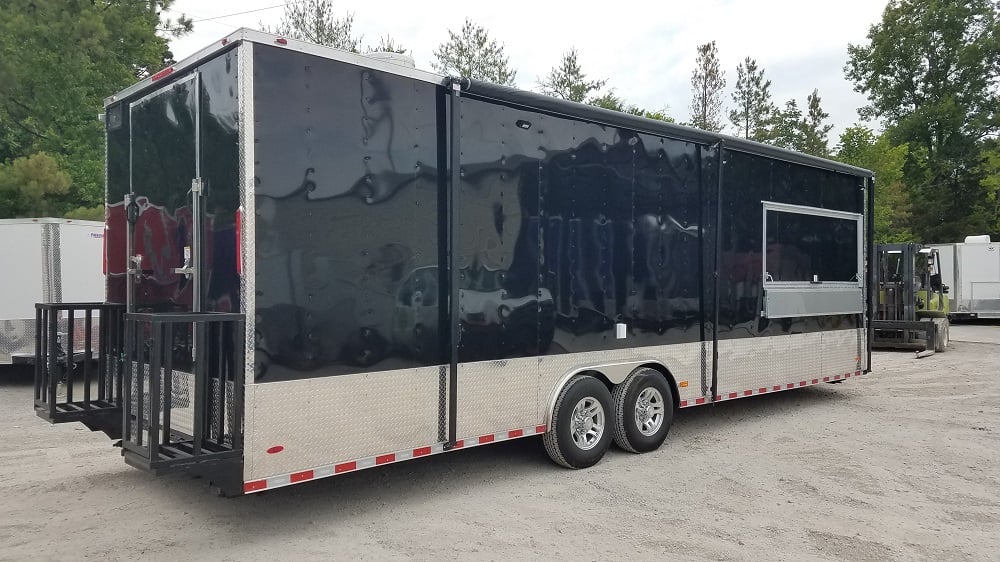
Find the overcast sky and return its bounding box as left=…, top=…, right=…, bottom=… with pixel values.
left=164, top=0, right=889, bottom=145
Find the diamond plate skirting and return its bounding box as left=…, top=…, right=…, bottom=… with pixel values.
left=246, top=365, right=445, bottom=480
left=713, top=329, right=864, bottom=399
left=245, top=329, right=863, bottom=482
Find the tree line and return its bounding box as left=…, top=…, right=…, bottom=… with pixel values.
left=0, top=0, right=997, bottom=242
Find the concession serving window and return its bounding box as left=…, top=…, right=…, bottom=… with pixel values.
left=761, top=201, right=864, bottom=319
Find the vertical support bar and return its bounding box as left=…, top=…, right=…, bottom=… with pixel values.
left=66, top=309, right=74, bottom=404
left=446, top=78, right=463, bottom=449
left=711, top=142, right=724, bottom=401
left=115, top=308, right=124, bottom=408
left=47, top=309, right=58, bottom=417
left=192, top=320, right=205, bottom=456
left=216, top=321, right=227, bottom=443
left=866, top=176, right=875, bottom=372
left=232, top=319, right=244, bottom=451
left=34, top=306, right=43, bottom=402
left=162, top=322, right=173, bottom=447
left=123, top=318, right=132, bottom=443
left=148, top=321, right=162, bottom=462
left=135, top=320, right=144, bottom=447
left=84, top=309, right=93, bottom=406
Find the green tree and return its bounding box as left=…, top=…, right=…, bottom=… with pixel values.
left=846, top=0, right=1000, bottom=241
left=689, top=41, right=726, bottom=132
left=729, top=57, right=776, bottom=142
left=0, top=153, right=71, bottom=218
left=263, top=0, right=361, bottom=52
left=433, top=19, right=517, bottom=86
left=0, top=0, right=191, bottom=218
left=538, top=48, right=606, bottom=103
left=588, top=91, right=626, bottom=112
left=770, top=99, right=804, bottom=150
left=837, top=126, right=913, bottom=243
left=800, top=89, right=833, bottom=157
left=366, top=36, right=408, bottom=55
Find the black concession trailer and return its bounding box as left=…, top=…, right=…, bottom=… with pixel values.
left=33, top=29, right=875, bottom=496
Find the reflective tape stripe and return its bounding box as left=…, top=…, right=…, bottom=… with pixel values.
left=243, top=423, right=549, bottom=494
left=679, top=370, right=868, bottom=408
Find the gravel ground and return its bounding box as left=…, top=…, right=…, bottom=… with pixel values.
left=1, top=324, right=998, bottom=561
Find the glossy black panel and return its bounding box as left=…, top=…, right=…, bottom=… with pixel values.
left=717, top=150, right=863, bottom=338
left=199, top=52, right=241, bottom=313
left=126, top=75, right=197, bottom=312
left=253, top=46, right=442, bottom=380
left=456, top=96, right=713, bottom=362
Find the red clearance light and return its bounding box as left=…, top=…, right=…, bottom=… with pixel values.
left=275, top=37, right=288, bottom=45
left=221, top=38, right=229, bottom=45
left=151, top=67, right=174, bottom=81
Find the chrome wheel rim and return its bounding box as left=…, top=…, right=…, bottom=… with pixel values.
left=570, top=397, right=605, bottom=450
left=634, top=387, right=665, bottom=436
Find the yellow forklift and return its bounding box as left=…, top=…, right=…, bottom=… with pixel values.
left=873, top=243, right=950, bottom=354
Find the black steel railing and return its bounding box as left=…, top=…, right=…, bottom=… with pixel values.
left=34, top=303, right=126, bottom=434
left=121, top=312, right=245, bottom=472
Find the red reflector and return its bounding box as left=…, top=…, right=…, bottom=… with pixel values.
left=290, top=470, right=313, bottom=483
left=453, top=440, right=465, bottom=448
left=335, top=461, right=356, bottom=473
left=151, top=67, right=174, bottom=81
left=266, top=445, right=284, bottom=454
left=535, top=424, right=547, bottom=434
left=413, top=446, right=432, bottom=457
left=375, top=454, right=395, bottom=465
left=478, top=435, right=494, bottom=444
left=508, top=429, right=523, bottom=439
left=235, top=206, right=243, bottom=275
left=244, top=480, right=267, bottom=493
left=275, top=37, right=288, bottom=45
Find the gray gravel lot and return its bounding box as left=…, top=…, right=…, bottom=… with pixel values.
left=1, top=324, right=998, bottom=561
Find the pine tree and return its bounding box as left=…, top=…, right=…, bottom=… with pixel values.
left=538, top=48, right=606, bottom=103
left=728, top=57, right=776, bottom=142
left=689, top=41, right=726, bottom=132
left=799, top=89, right=833, bottom=157
left=432, top=19, right=517, bottom=86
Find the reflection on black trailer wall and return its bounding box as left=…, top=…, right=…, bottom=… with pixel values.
left=252, top=45, right=444, bottom=379
left=455, top=96, right=716, bottom=363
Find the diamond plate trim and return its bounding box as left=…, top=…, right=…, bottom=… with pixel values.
left=712, top=329, right=863, bottom=401
left=237, top=40, right=257, bottom=481
left=243, top=423, right=547, bottom=494
left=0, top=318, right=35, bottom=364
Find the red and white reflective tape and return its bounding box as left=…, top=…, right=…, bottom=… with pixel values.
left=678, top=370, right=863, bottom=408
left=244, top=424, right=548, bottom=494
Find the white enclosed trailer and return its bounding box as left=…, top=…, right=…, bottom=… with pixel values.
left=931, top=236, right=1000, bottom=320
left=0, top=218, right=105, bottom=364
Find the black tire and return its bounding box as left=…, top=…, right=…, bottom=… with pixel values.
left=543, top=374, right=614, bottom=469
left=611, top=368, right=674, bottom=454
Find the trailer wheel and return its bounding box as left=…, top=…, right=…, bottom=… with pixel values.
left=611, top=368, right=674, bottom=454
left=543, top=374, right=613, bottom=469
